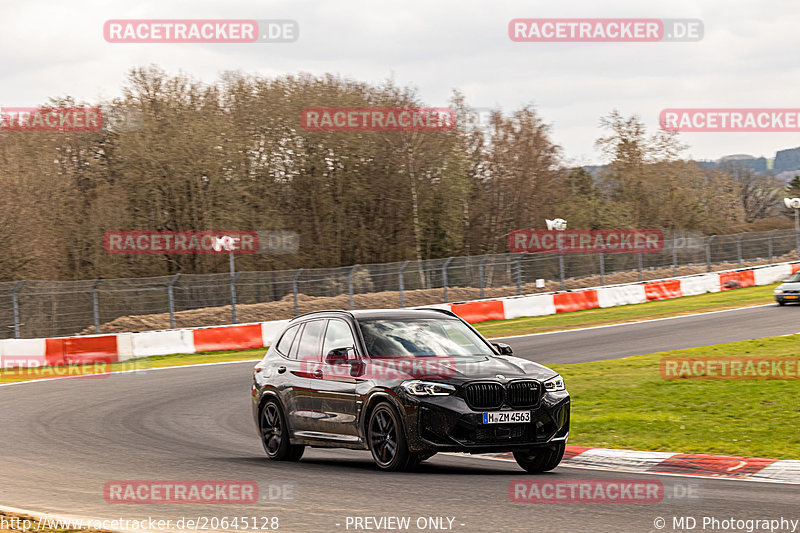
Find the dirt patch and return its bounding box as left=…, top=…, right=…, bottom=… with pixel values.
left=87, top=256, right=792, bottom=334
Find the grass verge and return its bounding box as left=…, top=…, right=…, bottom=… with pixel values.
left=551, top=334, right=800, bottom=459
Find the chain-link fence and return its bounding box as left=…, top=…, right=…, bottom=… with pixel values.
left=1, top=228, right=798, bottom=339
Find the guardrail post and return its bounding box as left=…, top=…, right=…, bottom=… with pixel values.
left=736, top=233, right=743, bottom=267
left=11, top=280, right=24, bottom=339
left=167, top=273, right=180, bottom=329
left=348, top=265, right=359, bottom=310
left=515, top=255, right=524, bottom=295
left=478, top=254, right=490, bottom=299
left=292, top=269, right=303, bottom=317
left=705, top=235, right=716, bottom=272
left=442, top=257, right=455, bottom=303
left=398, top=260, right=410, bottom=308
left=92, top=277, right=103, bottom=334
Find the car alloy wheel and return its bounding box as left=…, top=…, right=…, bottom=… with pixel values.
left=367, top=403, right=414, bottom=471
left=260, top=400, right=304, bottom=461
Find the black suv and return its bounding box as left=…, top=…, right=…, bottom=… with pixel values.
left=251, top=308, right=570, bottom=472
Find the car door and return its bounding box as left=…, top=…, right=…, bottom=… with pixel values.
left=283, top=319, right=327, bottom=433
left=310, top=319, right=362, bottom=440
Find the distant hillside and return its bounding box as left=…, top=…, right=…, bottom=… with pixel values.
left=774, top=147, right=800, bottom=173
left=584, top=145, right=800, bottom=182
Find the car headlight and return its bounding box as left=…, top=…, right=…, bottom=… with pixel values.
left=543, top=375, right=566, bottom=392
left=401, top=380, right=456, bottom=396
left=774, top=289, right=784, bottom=294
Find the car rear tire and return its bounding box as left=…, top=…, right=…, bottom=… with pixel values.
left=260, top=400, right=305, bottom=461
left=513, top=442, right=565, bottom=473
left=367, top=403, right=416, bottom=471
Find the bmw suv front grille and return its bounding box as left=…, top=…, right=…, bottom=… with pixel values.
left=462, top=380, right=542, bottom=409
left=506, top=380, right=542, bottom=407
left=463, top=383, right=504, bottom=409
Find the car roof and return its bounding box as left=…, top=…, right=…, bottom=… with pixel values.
left=290, top=308, right=458, bottom=322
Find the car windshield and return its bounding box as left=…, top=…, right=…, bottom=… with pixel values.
left=358, top=318, right=495, bottom=358
left=787, top=273, right=800, bottom=282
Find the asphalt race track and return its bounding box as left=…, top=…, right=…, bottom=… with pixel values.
left=495, top=304, right=800, bottom=364
left=2, top=305, right=799, bottom=533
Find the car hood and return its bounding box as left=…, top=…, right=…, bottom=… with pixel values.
left=777, top=281, right=800, bottom=290
left=361, top=354, right=558, bottom=382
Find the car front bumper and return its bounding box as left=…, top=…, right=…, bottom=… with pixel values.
left=400, top=392, right=570, bottom=453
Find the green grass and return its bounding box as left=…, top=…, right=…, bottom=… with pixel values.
left=476, top=283, right=778, bottom=338
left=550, top=335, right=800, bottom=459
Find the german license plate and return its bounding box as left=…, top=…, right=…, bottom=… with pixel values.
left=482, top=411, right=531, bottom=424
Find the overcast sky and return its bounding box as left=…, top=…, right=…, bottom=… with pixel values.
left=2, top=0, right=799, bottom=164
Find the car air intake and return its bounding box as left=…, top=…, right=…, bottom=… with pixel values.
left=463, top=383, right=504, bottom=409
left=506, top=380, right=542, bottom=407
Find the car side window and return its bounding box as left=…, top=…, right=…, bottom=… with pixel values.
left=288, top=323, right=304, bottom=359
left=275, top=324, right=300, bottom=357
left=295, top=319, right=326, bottom=361
left=322, top=319, right=356, bottom=356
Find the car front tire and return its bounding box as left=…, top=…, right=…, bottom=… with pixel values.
left=367, top=402, right=418, bottom=472
left=260, top=399, right=305, bottom=461
left=513, top=442, right=566, bottom=473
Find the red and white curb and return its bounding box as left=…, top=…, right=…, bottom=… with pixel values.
left=482, top=446, right=800, bottom=484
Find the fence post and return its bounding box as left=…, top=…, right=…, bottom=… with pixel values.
left=292, top=269, right=303, bottom=317
left=348, top=265, right=359, bottom=310
left=478, top=254, right=490, bottom=299
left=598, top=252, right=605, bottom=285
left=558, top=253, right=566, bottom=291
left=768, top=229, right=777, bottom=264
left=230, top=272, right=241, bottom=324
left=11, top=280, right=24, bottom=339
left=442, top=257, right=455, bottom=303
left=92, top=277, right=103, bottom=334
left=167, top=274, right=180, bottom=329
left=705, top=235, right=716, bottom=272
left=398, top=260, right=410, bottom=308
left=737, top=233, right=744, bottom=268
left=515, top=255, right=524, bottom=295
left=637, top=252, right=643, bottom=282
left=672, top=239, right=678, bottom=277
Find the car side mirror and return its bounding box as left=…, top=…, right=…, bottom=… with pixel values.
left=325, top=347, right=354, bottom=364
left=492, top=342, right=513, bottom=355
